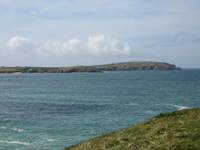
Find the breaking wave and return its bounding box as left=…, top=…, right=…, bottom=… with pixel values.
left=0, top=126, right=6, bottom=129
left=173, top=105, right=189, bottom=110
left=0, top=126, right=25, bottom=132
left=0, top=140, right=31, bottom=146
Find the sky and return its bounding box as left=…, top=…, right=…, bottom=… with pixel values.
left=0, top=0, right=200, bottom=68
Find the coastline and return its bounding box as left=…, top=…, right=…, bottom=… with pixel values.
left=0, top=61, right=181, bottom=73
left=64, top=107, right=200, bottom=150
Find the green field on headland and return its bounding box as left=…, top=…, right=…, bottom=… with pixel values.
left=64, top=107, right=200, bottom=150
left=0, top=61, right=181, bottom=73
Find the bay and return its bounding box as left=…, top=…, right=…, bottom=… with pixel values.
left=0, top=69, right=200, bottom=149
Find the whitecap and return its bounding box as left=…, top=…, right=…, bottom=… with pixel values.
left=0, top=140, right=31, bottom=146
left=13, top=128, right=24, bottom=132
left=47, top=139, right=55, bottom=142
left=0, top=126, right=6, bottom=129
left=174, top=105, right=189, bottom=110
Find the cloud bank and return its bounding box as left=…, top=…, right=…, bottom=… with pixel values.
left=6, top=34, right=131, bottom=58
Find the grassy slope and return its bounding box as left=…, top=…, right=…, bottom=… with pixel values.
left=64, top=107, right=200, bottom=150
left=92, top=61, right=176, bottom=70
left=93, top=61, right=168, bottom=67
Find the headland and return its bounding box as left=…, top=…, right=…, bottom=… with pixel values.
left=0, top=61, right=181, bottom=73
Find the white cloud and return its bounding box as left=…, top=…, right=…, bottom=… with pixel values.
left=86, top=34, right=130, bottom=57
left=41, top=40, right=63, bottom=57
left=6, top=36, right=39, bottom=55
left=61, top=38, right=82, bottom=56
left=6, top=35, right=131, bottom=59
left=40, top=38, right=83, bottom=57
left=41, top=34, right=131, bottom=58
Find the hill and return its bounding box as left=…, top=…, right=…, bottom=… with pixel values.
left=92, top=61, right=181, bottom=71
left=64, top=107, right=200, bottom=150
left=0, top=61, right=181, bottom=73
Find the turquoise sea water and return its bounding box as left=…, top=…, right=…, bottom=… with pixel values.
left=0, top=69, right=200, bottom=150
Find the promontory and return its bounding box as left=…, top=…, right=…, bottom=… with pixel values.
left=0, top=61, right=181, bottom=73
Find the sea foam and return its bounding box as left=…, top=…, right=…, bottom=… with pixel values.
left=174, top=105, right=189, bottom=110
left=0, top=140, right=31, bottom=146
left=13, top=128, right=24, bottom=132
left=0, top=126, right=6, bottom=129
left=0, top=126, right=24, bottom=132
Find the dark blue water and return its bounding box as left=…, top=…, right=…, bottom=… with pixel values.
left=0, top=70, right=200, bottom=149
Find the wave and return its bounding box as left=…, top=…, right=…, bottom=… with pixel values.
left=46, top=139, right=55, bottom=142
left=0, top=126, right=25, bottom=132
left=40, top=136, right=55, bottom=142
left=125, top=102, right=139, bottom=106
left=0, top=126, right=6, bottom=129
left=173, top=105, right=189, bottom=110
left=13, top=128, right=24, bottom=132
left=0, top=140, right=31, bottom=146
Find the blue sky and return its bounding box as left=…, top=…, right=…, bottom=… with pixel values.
left=0, top=0, right=200, bottom=68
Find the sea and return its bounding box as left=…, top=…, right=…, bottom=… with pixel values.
left=0, top=69, right=200, bottom=150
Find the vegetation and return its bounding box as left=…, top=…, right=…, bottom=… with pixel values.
left=0, top=66, right=60, bottom=73
left=92, top=61, right=181, bottom=71
left=0, top=61, right=181, bottom=73
left=64, top=107, right=200, bottom=150
left=0, top=66, right=101, bottom=73
left=59, top=66, right=101, bottom=73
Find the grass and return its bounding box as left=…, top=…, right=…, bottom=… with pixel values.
left=64, top=107, right=200, bottom=150
left=0, top=66, right=99, bottom=73
left=92, top=61, right=179, bottom=70
left=0, top=66, right=59, bottom=73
